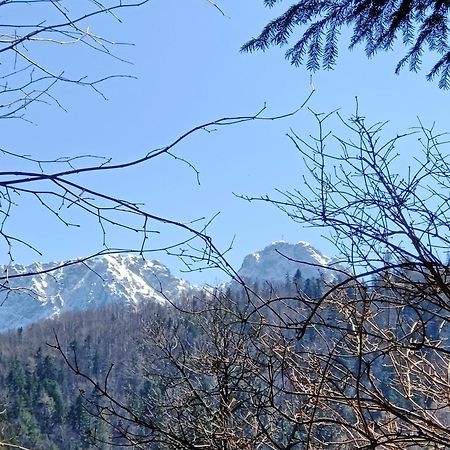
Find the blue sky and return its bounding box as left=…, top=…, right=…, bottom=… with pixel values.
left=2, top=1, right=449, bottom=283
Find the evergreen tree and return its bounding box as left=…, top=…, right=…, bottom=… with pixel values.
left=243, top=0, right=450, bottom=88
left=293, top=268, right=303, bottom=288
left=303, top=278, right=313, bottom=298
left=67, top=394, right=93, bottom=448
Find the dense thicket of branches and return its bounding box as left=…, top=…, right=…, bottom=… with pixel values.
left=244, top=110, right=450, bottom=448
left=48, top=111, right=450, bottom=449
left=243, top=0, right=450, bottom=88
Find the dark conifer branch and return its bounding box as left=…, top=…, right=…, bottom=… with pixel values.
left=243, top=0, right=450, bottom=87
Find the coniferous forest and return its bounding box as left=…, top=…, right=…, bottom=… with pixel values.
left=0, top=302, right=146, bottom=449
left=0, top=280, right=327, bottom=450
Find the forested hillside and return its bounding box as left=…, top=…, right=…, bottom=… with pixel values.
left=0, top=301, right=165, bottom=449
left=0, top=276, right=328, bottom=449
left=1, top=260, right=450, bottom=449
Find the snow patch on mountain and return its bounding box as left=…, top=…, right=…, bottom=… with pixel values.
left=0, top=242, right=340, bottom=332
left=0, top=254, right=194, bottom=332
left=237, top=241, right=336, bottom=284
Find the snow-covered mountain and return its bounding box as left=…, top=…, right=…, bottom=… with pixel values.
left=0, top=242, right=338, bottom=332
left=0, top=254, right=193, bottom=332
left=237, top=241, right=339, bottom=285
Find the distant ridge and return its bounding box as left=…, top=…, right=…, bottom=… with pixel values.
left=0, top=254, right=193, bottom=332
left=0, top=242, right=337, bottom=332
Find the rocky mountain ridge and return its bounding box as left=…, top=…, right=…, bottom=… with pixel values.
left=0, top=241, right=336, bottom=332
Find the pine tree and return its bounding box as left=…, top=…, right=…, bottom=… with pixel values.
left=68, top=394, right=92, bottom=448
left=243, top=0, right=450, bottom=88
left=293, top=269, right=303, bottom=289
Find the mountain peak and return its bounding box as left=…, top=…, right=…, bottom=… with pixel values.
left=238, top=241, right=333, bottom=284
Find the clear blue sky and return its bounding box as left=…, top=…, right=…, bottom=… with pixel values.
left=2, top=1, right=448, bottom=283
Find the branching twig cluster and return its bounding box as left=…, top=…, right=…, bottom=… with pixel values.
left=54, top=110, right=450, bottom=449
left=0, top=0, right=151, bottom=120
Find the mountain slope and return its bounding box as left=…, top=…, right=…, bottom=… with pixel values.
left=0, top=254, right=193, bottom=332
